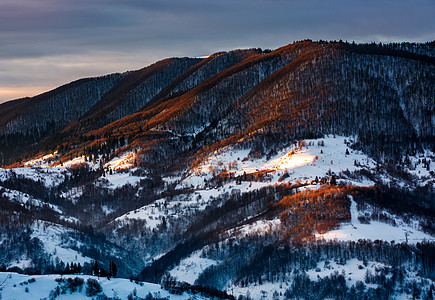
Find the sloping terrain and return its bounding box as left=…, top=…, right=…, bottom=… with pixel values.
left=0, top=272, right=218, bottom=299
left=0, top=40, right=434, bottom=299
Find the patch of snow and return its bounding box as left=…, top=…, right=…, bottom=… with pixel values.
left=0, top=166, right=65, bottom=188
left=228, top=281, right=288, bottom=300
left=306, top=258, right=385, bottom=288
left=24, top=152, right=58, bottom=167
left=59, top=215, right=81, bottom=224
left=104, top=151, right=137, bottom=170
left=229, top=219, right=281, bottom=237
left=113, top=188, right=233, bottom=231
left=104, top=172, right=141, bottom=188
left=185, top=136, right=378, bottom=190
left=31, top=221, right=92, bottom=265
left=170, top=251, right=218, bottom=285
left=315, top=198, right=434, bottom=243
left=0, top=272, right=205, bottom=300
left=7, top=258, right=33, bottom=270
left=1, top=187, right=63, bottom=213
left=114, top=200, right=165, bottom=230
left=163, top=175, right=182, bottom=185
left=101, top=205, right=115, bottom=216
left=61, top=156, right=88, bottom=168
left=403, top=149, right=435, bottom=186
left=60, top=186, right=85, bottom=202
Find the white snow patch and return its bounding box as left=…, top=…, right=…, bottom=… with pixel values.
left=228, top=281, right=288, bottom=300
left=0, top=272, right=205, bottom=300
left=104, top=172, right=141, bottom=188
left=1, top=187, right=63, bottom=213
left=24, top=152, right=58, bottom=167
left=402, top=150, right=435, bottom=186
left=170, top=251, right=218, bottom=285
left=230, top=219, right=281, bottom=237
left=101, top=205, right=115, bottom=216
left=59, top=215, right=81, bottom=224
left=114, top=200, right=165, bottom=230
left=60, top=186, right=85, bottom=202
left=315, top=198, right=434, bottom=243
left=105, top=151, right=137, bottom=170
left=0, top=166, right=65, bottom=188
left=306, top=258, right=385, bottom=288
left=61, top=156, right=88, bottom=168
left=163, top=175, right=182, bottom=185
left=31, top=222, right=92, bottom=265
left=184, top=136, right=377, bottom=190
left=8, top=258, right=33, bottom=270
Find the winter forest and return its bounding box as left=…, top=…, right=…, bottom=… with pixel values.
left=0, top=40, right=434, bottom=299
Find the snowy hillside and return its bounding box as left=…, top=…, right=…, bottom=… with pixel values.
left=0, top=40, right=434, bottom=300
left=0, top=272, right=209, bottom=300
left=315, top=198, right=433, bottom=243
left=187, top=136, right=377, bottom=187
left=30, top=222, right=93, bottom=266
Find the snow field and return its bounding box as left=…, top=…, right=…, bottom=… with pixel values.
left=0, top=166, right=65, bottom=188
left=0, top=272, right=203, bottom=300
left=184, top=136, right=378, bottom=190
left=227, top=218, right=281, bottom=237
left=169, top=251, right=219, bottom=285
left=114, top=198, right=167, bottom=230
left=11, top=149, right=142, bottom=190
left=402, top=150, right=435, bottom=186
left=30, top=221, right=93, bottom=266
left=24, top=152, right=58, bottom=167
left=102, top=171, right=142, bottom=189
left=113, top=179, right=275, bottom=233
left=306, top=258, right=387, bottom=288
left=315, top=198, right=433, bottom=244
left=0, top=187, right=62, bottom=213
left=104, top=151, right=137, bottom=170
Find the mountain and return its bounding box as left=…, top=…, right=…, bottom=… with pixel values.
left=0, top=40, right=434, bottom=299
left=0, top=272, right=220, bottom=299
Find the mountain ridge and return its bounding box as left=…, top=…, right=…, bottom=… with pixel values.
left=0, top=40, right=434, bottom=299
left=0, top=40, right=433, bottom=167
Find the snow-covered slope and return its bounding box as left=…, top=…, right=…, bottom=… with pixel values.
left=1, top=40, right=434, bottom=300
left=0, top=272, right=208, bottom=300
left=186, top=136, right=378, bottom=188
left=114, top=136, right=433, bottom=253
left=169, top=251, right=218, bottom=285
left=315, top=198, right=433, bottom=243
left=30, top=222, right=93, bottom=265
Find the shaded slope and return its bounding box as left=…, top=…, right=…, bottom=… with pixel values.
left=62, top=49, right=258, bottom=137
left=0, top=74, right=123, bottom=164
left=0, top=76, right=122, bottom=134
left=63, top=57, right=203, bottom=135
left=141, top=49, right=261, bottom=110
left=88, top=42, right=321, bottom=139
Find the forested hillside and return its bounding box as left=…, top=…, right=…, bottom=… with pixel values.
left=0, top=40, right=434, bottom=299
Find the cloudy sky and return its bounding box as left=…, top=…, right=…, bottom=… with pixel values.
left=0, top=0, right=434, bottom=103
